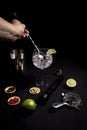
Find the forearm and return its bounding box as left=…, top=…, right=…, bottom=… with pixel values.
left=0, top=17, right=20, bottom=41
left=0, top=17, right=29, bottom=42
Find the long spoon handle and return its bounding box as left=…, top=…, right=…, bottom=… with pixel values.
left=28, top=35, right=40, bottom=52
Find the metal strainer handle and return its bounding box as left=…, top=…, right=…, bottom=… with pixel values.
left=52, top=102, right=68, bottom=108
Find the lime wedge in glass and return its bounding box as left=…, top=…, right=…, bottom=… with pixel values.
left=46, top=49, right=57, bottom=55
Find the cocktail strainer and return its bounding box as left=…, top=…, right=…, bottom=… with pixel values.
left=52, top=92, right=82, bottom=110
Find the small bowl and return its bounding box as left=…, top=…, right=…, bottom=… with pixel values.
left=4, top=86, right=16, bottom=94
left=7, top=96, right=21, bottom=105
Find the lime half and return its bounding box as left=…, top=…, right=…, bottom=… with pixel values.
left=22, top=99, right=37, bottom=111
left=46, top=48, right=57, bottom=55
left=66, top=78, right=77, bottom=88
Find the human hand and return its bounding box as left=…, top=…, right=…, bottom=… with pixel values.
left=11, top=19, right=29, bottom=39
left=21, top=29, right=29, bottom=38
left=0, top=17, right=29, bottom=42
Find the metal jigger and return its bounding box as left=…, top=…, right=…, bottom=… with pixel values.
left=10, top=49, right=24, bottom=78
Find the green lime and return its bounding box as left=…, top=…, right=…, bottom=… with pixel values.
left=46, top=48, right=57, bottom=55
left=66, top=78, right=77, bottom=88
left=22, top=99, right=37, bottom=111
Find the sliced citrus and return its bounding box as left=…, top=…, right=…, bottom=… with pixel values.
left=46, top=48, right=57, bottom=55
left=66, top=78, right=77, bottom=87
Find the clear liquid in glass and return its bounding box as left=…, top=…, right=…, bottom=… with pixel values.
left=32, top=48, right=53, bottom=86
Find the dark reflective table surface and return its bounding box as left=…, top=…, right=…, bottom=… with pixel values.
left=0, top=51, right=87, bottom=130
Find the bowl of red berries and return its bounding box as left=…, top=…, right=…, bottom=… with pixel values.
left=7, top=96, right=21, bottom=105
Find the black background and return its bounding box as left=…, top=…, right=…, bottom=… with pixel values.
left=0, top=2, right=87, bottom=130
left=0, top=1, right=86, bottom=58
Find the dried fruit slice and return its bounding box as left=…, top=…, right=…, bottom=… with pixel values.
left=7, top=96, right=21, bottom=105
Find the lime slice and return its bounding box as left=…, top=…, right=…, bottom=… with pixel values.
left=46, top=49, right=57, bottom=55
left=66, top=78, right=77, bottom=88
